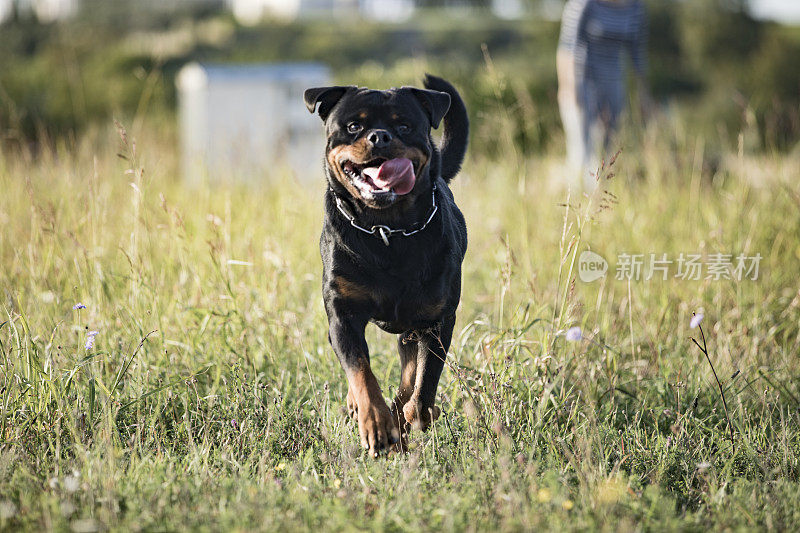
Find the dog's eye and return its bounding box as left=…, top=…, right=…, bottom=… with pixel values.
left=397, top=124, right=411, bottom=134
left=347, top=122, right=363, bottom=134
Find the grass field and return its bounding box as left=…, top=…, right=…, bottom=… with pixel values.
left=1, top=113, right=799, bottom=531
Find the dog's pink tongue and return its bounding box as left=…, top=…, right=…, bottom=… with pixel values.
left=362, top=158, right=415, bottom=195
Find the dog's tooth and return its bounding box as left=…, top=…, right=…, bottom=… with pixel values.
left=362, top=167, right=380, bottom=180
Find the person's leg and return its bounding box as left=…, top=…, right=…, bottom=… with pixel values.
left=584, top=82, right=625, bottom=189
left=581, top=82, right=602, bottom=189
left=557, top=49, right=584, bottom=189
left=602, top=81, right=625, bottom=153
left=559, top=92, right=584, bottom=188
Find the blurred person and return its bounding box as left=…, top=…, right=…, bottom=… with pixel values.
left=557, top=0, right=650, bottom=189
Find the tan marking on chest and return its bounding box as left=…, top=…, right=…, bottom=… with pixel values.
left=333, top=275, right=373, bottom=301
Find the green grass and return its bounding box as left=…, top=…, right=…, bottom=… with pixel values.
left=1, top=114, right=799, bottom=531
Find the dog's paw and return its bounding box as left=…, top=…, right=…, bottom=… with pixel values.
left=402, top=398, right=441, bottom=432
left=389, top=399, right=412, bottom=453
left=357, top=397, right=401, bottom=458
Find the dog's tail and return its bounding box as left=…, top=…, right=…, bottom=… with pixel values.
left=424, top=74, right=469, bottom=183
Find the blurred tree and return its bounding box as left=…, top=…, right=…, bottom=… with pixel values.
left=76, top=0, right=223, bottom=31
left=645, top=1, right=702, bottom=98
left=1, top=0, right=798, bottom=151
left=678, top=0, right=761, bottom=70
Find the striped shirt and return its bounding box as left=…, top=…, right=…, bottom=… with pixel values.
left=559, top=0, right=647, bottom=86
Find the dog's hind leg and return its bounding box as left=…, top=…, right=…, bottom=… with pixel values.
left=402, top=314, right=455, bottom=432
left=394, top=332, right=419, bottom=408
left=391, top=332, right=418, bottom=447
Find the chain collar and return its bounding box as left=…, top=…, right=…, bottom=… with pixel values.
left=331, top=185, right=438, bottom=246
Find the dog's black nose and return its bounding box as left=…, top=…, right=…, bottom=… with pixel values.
left=367, top=129, right=393, bottom=148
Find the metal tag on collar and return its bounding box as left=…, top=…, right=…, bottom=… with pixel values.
left=376, top=226, right=391, bottom=246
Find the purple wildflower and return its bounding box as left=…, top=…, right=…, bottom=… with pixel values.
left=85, top=330, right=99, bottom=350
left=565, top=327, right=582, bottom=342
left=690, top=313, right=704, bottom=329
left=72, top=303, right=86, bottom=310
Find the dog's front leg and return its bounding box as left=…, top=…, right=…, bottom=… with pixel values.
left=403, top=313, right=455, bottom=431
left=328, top=313, right=399, bottom=456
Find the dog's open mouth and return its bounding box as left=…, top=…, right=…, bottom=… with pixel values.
left=340, top=157, right=416, bottom=196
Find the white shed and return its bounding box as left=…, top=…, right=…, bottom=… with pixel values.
left=176, top=62, right=331, bottom=184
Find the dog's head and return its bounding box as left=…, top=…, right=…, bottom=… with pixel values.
left=304, top=84, right=450, bottom=209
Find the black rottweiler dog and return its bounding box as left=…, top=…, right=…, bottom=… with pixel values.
left=304, top=75, right=468, bottom=456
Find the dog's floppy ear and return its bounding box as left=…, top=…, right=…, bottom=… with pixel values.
left=407, top=88, right=451, bottom=129
left=304, top=86, right=354, bottom=121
